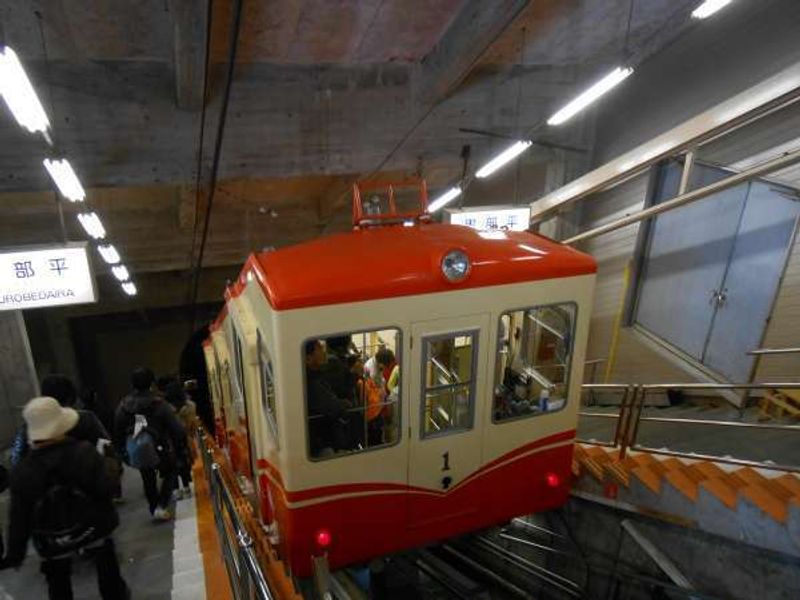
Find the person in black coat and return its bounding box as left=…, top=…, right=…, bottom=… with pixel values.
left=305, top=340, right=353, bottom=456
left=114, top=367, right=186, bottom=520
left=11, top=374, right=108, bottom=467
left=0, top=396, right=129, bottom=600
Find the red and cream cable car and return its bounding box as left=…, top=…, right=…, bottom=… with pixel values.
left=203, top=179, right=596, bottom=578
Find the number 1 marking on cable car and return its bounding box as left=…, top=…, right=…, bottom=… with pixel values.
left=442, top=451, right=451, bottom=471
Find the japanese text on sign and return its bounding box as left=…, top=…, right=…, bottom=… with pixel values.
left=0, top=245, right=96, bottom=311
left=447, top=206, right=531, bottom=232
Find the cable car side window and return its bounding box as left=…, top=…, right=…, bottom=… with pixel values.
left=257, top=330, right=279, bottom=444
left=421, top=331, right=477, bottom=438
left=494, top=303, right=576, bottom=423
left=303, top=328, right=402, bottom=460
left=233, top=327, right=247, bottom=401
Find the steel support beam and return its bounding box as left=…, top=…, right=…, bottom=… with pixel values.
left=416, top=0, right=530, bottom=106
left=169, top=0, right=209, bottom=110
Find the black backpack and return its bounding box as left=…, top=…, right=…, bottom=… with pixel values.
left=31, top=456, right=101, bottom=557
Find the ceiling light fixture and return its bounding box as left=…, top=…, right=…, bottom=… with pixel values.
left=97, top=244, right=121, bottom=264
left=121, top=282, right=137, bottom=296
left=0, top=46, right=51, bottom=135
left=547, top=66, right=633, bottom=126
left=111, top=265, right=130, bottom=282
left=77, top=212, right=106, bottom=239
left=43, top=158, right=86, bottom=202
left=692, top=0, right=732, bottom=19
left=475, top=141, right=532, bottom=178
left=428, top=186, right=463, bottom=212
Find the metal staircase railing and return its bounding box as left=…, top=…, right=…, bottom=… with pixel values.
left=197, top=429, right=275, bottom=600
left=578, top=382, right=800, bottom=472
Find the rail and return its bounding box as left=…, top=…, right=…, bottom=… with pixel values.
left=748, top=347, right=800, bottom=356
left=578, top=382, right=800, bottom=472
left=196, top=429, right=275, bottom=600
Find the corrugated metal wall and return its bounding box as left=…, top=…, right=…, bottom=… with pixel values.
left=573, top=165, right=800, bottom=385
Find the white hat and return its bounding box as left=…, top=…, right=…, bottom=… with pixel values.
left=23, top=396, right=79, bottom=443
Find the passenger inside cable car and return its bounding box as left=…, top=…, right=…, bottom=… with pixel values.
left=305, top=328, right=401, bottom=458
left=494, top=303, right=575, bottom=421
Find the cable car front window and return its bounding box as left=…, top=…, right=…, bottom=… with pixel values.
left=494, top=303, right=576, bottom=423
left=422, top=332, right=477, bottom=437
left=304, top=328, right=401, bottom=460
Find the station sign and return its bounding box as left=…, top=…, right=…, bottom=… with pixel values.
left=445, top=205, right=531, bottom=232
left=0, top=243, right=97, bottom=311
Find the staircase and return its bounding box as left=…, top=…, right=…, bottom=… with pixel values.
left=171, top=493, right=208, bottom=600
left=572, top=444, right=800, bottom=557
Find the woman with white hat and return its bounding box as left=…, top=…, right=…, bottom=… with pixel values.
left=0, top=396, right=129, bottom=600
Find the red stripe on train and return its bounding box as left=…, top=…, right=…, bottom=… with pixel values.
left=256, top=429, right=575, bottom=504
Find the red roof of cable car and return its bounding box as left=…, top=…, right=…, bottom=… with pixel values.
left=230, top=223, right=596, bottom=311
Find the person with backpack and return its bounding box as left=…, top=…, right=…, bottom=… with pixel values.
left=0, top=396, right=129, bottom=600
left=114, top=367, right=185, bottom=521
left=164, top=377, right=197, bottom=499
left=11, top=374, right=109, bottom=467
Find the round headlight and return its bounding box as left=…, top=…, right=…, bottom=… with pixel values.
left=441, top=250, right=470, bottom=282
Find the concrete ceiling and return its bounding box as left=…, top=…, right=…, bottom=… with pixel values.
left=0, top=0, right=712, bottom=313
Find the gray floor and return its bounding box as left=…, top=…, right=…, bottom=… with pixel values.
left=0, top=466, right=176, bottom=600
left=578, top=394, right=800, bottom=468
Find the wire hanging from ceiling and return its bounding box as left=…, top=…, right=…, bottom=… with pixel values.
left=186, top=0, right=216, bottom=305
left=189, top=0, right=245, bottom=330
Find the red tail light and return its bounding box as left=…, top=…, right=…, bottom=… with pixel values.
left=315, top=529, right=332, bottom=549
left=545, top=472, right=560, bottom=488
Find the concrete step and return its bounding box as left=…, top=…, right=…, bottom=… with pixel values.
left=572, top=443, right=800, bottom=557
left=172, top=581, right=207, bottom=600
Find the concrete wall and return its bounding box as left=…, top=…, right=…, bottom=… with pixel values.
left=592, top=0, right=800, bottom=165
left=70, top=303, right=221, bottom=407
left=555, top=497, right=800, bottom=600
left=0, top=312, right=38, bottom=449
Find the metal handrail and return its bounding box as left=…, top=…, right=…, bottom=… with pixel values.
left=577, top=382, right=800, bottom=472
left=748, top=347, right=800, bottom=356
left=197, top=429, right=275, bottom=600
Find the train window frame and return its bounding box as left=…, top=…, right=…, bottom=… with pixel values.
left=492, top=302, right=577, bottom=425
left=419, top=329, right=479, bottom=440
left=301, top=326, right=403, bottom=463
left=232, top=325, right=247, bottom=402
left=257, top=329, right=279, bottom=445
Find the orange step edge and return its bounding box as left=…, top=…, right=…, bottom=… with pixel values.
left=192, top=456, right=235, bottom=600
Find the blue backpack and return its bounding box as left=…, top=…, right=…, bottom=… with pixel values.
left=125, top=414, right=161, bottom=470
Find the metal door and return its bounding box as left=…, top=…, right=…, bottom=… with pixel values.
left=636, top=163, right=748, bottom=359
left=702, top=181, right=800, bottom=381
left=407, top=314, right=489, bottom=528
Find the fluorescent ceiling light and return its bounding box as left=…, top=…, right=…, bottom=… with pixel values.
left=43, top=158, right=86, bottom=202
left=692, top=0, right=732, bottom=19
left=547, top=66, right=633, bottom=126
left=475, top=141, right=532, bottom=178
left=121, top=282, right=137, bottom=296
left=0, top=46, right=50, bottom=134
left=111, top=265, right=130, bottom=282
left=428, top=186, right=462, bottom=212
left=97, top=244, right=121, bottom=264
left=77, top=212, right=106, bottom=239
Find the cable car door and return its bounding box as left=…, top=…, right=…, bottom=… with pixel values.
left=408, top=314, right=489, bottom=529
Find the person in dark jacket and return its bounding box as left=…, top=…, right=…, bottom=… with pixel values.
left=114, top=367, right=185, bottom=521
left=306, top=340, right=353, bottom=456
left=11, top=374, right=108, bottom=467
left=0, top=396, right=129, bottom=600
left=322, top=335, right=354, bottom=401
left=179, top=324, right=215, bottom=433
